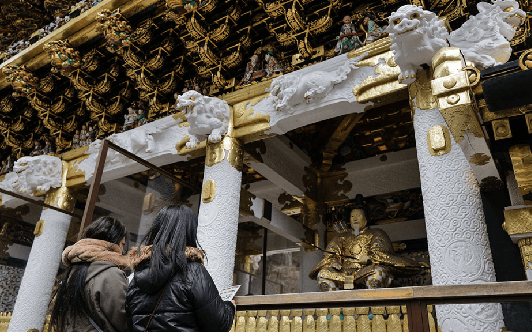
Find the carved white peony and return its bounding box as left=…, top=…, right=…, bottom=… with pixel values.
left=448, top=0, right=526, bottom=69
left=175, top=91, right=230, bottom=149
left=385, top=5, right=449, bottom=85
left=0, top=155, right=63, bottom=207
left=268, top=54, right=365, bottom=113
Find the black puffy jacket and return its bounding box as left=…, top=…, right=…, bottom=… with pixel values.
left=126, top=258, right=235, bottom=332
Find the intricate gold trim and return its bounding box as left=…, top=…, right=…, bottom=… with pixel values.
left=517, top=238, right=532, bottom=271
left=353, top=51, right=405, bottom=104
left=509, top=144, right=532, bottom=195
left=503, top=206, right=532, bottom=235
left=408, top=69, right=437, bottom=111
left=519, top=49, right=532, bottom=70
left=431, top=48, right=484, bottom=143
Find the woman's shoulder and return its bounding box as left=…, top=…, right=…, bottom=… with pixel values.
left=87, top=261, right=126, bottom=282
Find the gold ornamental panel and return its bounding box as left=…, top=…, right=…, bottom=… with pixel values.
left=509, top=144, right=532, bottom=195
left=427, top=125, right=451, bottom=156
left=518, top=238, right=532, bottom=271
left=205, top=136, right=244, bottom=172
left=503, top=206, right=532, bottom=236
left=201, top=180, right=216, bottom=203
left=492, top=119, right=512, bottom=140
left=33, top=220, right=45, bottom=237
left=44, top=186, right=76, bottom=212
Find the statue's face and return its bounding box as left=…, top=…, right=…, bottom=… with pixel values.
left=343, top=16, right=351, bottom=24
left=350, top=208, right=367, bottom=230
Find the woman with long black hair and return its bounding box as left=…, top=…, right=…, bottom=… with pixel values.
left=50, top=216, right=129, bottom=332
left=127, top=205, right=236, bottom=332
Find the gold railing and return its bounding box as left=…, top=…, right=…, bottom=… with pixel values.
left=0, top=313, right=53, bottom=332
left=228, top=306, right=438, bottom=332
left=0, top=313, right=11, bottom=332
left=233, top=281, right=532, bottom=332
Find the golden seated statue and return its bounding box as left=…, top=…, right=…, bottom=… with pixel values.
left=309, top=199, right=421, bottom=291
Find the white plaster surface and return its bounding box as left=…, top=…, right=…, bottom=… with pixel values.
left=75, top=115, right=189, bottom=185
left=8, top=208, right=71, bottom=332
left=414, top=107, right=504, bottom=332
left=240, top=197, right=304, bottom=244
left=247, top=180, right=287, bottom=211
left=344, top=148, right=421, bottom=198
left=373, top=218, right=427, bottom=242
left=247, top=136, right=311, bottom=197
left=197, top=156, right=242, bottom=291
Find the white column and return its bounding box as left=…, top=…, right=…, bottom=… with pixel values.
left=8, top=204, right=72, bottom=332
left=197, top=137, right=243, bottom=291
left=414, top=107, right=505, bottom=332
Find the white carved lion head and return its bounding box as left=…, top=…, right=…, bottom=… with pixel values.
left=386, top=5, right=447, bottom=40
left=0, top=155, right=62, bottom=196
left=176, top=90, right=229, bottom=137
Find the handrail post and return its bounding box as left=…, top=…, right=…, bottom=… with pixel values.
left=406, top=300, right=429, bottom=332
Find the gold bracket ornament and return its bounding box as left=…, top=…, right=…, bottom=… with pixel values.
left=33, top=220, right=45, bottom=237
left=463, top=66, right=481, bottom=87
left=509, top=145, right=532, bottom=195
left=492, top=118, right=512, bottom=140
left=201, top=180, right=216, bottom=203
left=205, top=136, right=243, bottom=171
left=519, top=49, right=532, bottom=70
left=518, top=238, right=532, bottom=271
left=44, top=161, right=76, bottom=212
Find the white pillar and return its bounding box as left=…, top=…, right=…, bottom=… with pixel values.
left=8, top=187, right=74, bottom=332
left=197, top=137, right=243, bottom=291
left=414, top=107, right=505, bottom=331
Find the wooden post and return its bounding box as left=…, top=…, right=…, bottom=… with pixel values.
left=406, top=300, right=429, bottom=332
left=78, top=139, right=109, bottom=240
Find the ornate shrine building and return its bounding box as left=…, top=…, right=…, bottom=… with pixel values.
left=0, top=0, right=531, bottom=331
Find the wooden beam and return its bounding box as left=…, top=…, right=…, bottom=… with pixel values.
left=78, top=140, right=109, bottom=240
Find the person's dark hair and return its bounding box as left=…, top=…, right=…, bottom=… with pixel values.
left=139, top=205, right=201, bottom=276
left=50, top=216, right=126, bottom=331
